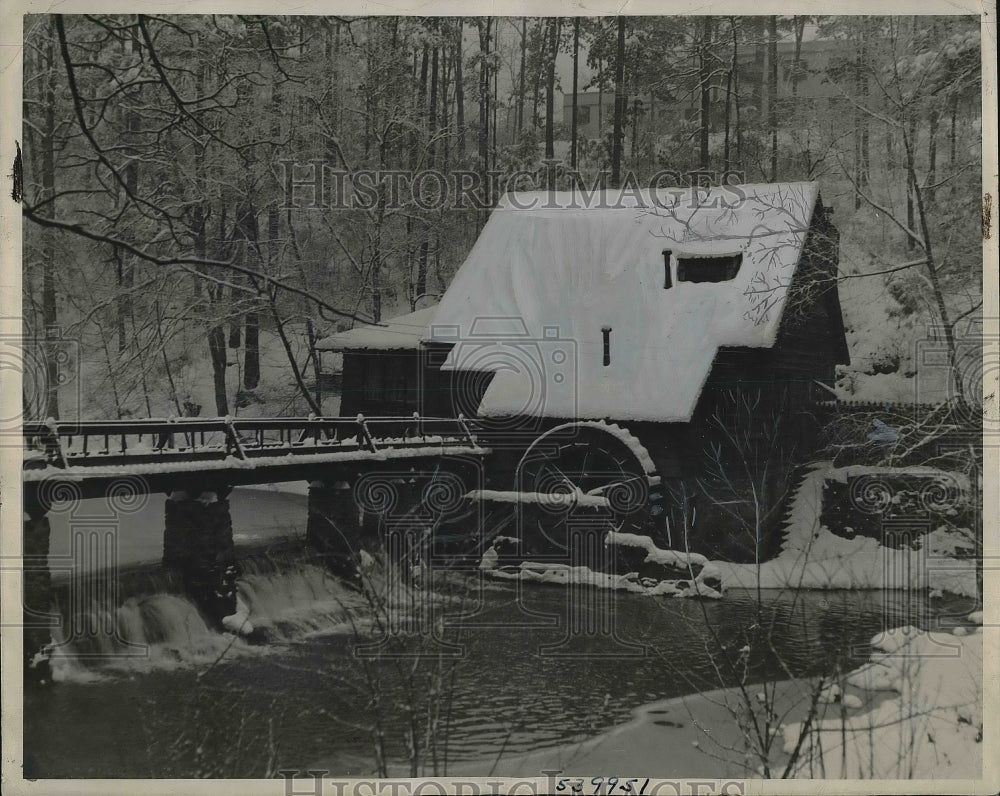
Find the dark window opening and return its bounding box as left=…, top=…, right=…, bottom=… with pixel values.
left=676, top=254, right=743, bottom=284
left=602, top=326, right=612, bottom=366
left=662, top=250, right=673, bottom=289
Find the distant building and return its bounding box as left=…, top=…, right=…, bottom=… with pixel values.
left=563, top=39, right=847, bottom=135
left=562, top=91, right=651, bottom=140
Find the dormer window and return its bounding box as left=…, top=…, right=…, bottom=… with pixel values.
left=676, top=252, right=743, bottom=283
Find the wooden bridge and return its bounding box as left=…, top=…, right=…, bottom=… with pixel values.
left=21, top=415, right=491, bottom=664
left=23, top=414, right=488, bottom=504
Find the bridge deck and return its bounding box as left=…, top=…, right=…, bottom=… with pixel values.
left=22, top=416, right=488, bottom=499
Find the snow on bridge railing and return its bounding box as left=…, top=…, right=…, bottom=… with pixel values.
left=22, top=415, right=481, bottom=469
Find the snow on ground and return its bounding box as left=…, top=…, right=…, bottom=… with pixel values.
left=75, top=324, right=342, bottom=422
left=781, top=620, right=983, bottom=778
left=711, top=462, right=978, bottom=597
left=831, top=209, right=978, bottom=406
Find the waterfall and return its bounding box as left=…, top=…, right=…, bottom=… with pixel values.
left=43, top=538, right=459, bottom=683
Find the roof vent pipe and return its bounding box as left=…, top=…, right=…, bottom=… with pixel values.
left=602, top=326, right=612, bottom=367
left=662, top=250, right=673, bottom=289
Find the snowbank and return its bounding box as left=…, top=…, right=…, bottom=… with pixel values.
left=781, top=624, right=983, bottom=778
left=477, top=461, right=977, bottom=599
left=448, top=616, right=984, bottom=780
left=711, top=463, right=978, bottom=597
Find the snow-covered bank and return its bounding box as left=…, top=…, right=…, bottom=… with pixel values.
left=477, top=461, right=977, bottom=599
left=711, top=463, right=978, bottom=597
left=449, top=616, right=984, bottom=779
left=781, top=619, right=984, bottom=778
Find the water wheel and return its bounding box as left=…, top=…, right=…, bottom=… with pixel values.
left=514, top=421, right=663, bottom=553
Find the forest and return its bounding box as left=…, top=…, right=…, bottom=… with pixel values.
left=20, top=15, right=983, bottom=421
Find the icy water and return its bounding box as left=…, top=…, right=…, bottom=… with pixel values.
left=24, top=490, right=975, bottom=779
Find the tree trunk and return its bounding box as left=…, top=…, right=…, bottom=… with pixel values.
left=733, top=20, right=742, bottom=167
left=208, top=320, right=229, bottom=417
left=598, top=57, right=604, bottom=134
left=791, top=16, right=805, bottom=99
left=455, top=20, right=466, bottom=162
left=237, top=203, right=260, bottom=391
left=262, top=41, right=284, bottom=393
left=699, top=16, right=712, bottom=170
left=429, top=39, right=439, bottom=166
left=570, top=18, right=580, bottom=169
left=517, top=17, right=527, bottom=137
left=767, top=15, right=778, bottom=182
left=545, top=17, right=557, bottom=190
left=203, top=204, right=229, bottom=416
left=531, top=18, right=544, bottom=130
left=853, top=20, right=870, bottom=208
left=477, top=18, right=492, bottom=207
left=611, top=17, right=626, bottom=187
left=41, top=18, right=59, bottom=419
left=419, top=41, right=429, bottom=132
left=117, top=25, right=139, bottom=356
left=724, top=18, right=735, bottom=171
left=860, top=21, right=870, bottom=192
left=441, top=38, right=451, bottom=170
left=906, top=117, right=917, bottom=251
left=927, top=105, right=939, bottom=206
left=492, top=33, right=499, bottom=159
left=903, top=127, right=959, bottom=402
left=948, top=91, right=958, bottom=168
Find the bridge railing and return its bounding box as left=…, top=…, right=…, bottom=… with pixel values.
left=22, top=414, right=481, bottom=469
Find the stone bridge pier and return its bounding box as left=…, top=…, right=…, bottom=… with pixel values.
left=163, top=485, right=238, bottom=627
left=306, top=471, right=463, bottom=578
left=23, top=502, right=54, bottom=686
left=306, top=479, right=367, bottom=580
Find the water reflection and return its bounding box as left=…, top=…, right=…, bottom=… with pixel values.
left=23, top=581, right=973, bottom=778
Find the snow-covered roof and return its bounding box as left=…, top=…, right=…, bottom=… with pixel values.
left=316, top=305, right=439, bottom=352
left=424, top=182, right=822, bottom=422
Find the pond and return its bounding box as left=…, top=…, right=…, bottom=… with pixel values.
left=23, top=490, right=975, bottom=779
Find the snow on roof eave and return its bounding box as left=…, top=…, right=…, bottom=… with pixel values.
left=316, top=305, right=439, bottom=352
